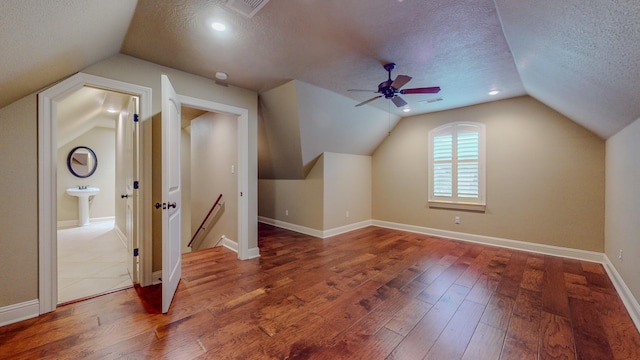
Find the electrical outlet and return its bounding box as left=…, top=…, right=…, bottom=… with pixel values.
left=619, top=249, right=623, bottom=261
left=455, top=216, right=460, bottom=224
left=285, top=209, right=289, bottom=216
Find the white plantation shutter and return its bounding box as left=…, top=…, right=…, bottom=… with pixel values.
left=429, top=122, right=485, bottom=210
left=457, top=126, right=479, bottom=199
left=433, top=131, right=453, bottom=197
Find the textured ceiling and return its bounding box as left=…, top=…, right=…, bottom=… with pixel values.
left=122, top=0, right=526, bottom=119
left=496, top=0, right=640, bottom=138
left=1, top=0, right=639, bottom=140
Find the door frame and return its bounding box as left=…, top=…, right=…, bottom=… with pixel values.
left=179, top=95, right=251, bottom=259
left=38, top=73, right=152, bottom=314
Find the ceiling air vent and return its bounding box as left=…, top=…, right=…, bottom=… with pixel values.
left=419, top=97, right=444, bottom=104
left=225, top=0, right=270, bottom=18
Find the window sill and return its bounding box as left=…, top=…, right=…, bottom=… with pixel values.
left=428, top=201, right=486, bottom=212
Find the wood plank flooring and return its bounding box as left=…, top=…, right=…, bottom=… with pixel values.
left=1, top=224, right=639, bottom=359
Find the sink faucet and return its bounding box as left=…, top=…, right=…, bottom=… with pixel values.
left=78, top=185, right=87, bottom=189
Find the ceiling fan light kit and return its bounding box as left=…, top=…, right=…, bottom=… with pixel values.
left=350, top=62, right=441, bottom=108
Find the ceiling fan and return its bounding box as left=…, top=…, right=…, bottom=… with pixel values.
left=349, top=63, right=441, bottom=108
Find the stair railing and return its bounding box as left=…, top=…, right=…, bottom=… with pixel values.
left=189, top=194, right=224, bottom=248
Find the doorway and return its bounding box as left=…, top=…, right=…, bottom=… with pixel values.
left=181, top=107, right=239, bottom=253
left=38, top=73, right=152, bottom=314
left=177, top=94, right=252, bottom=260
left=55, top=86, right=138, bottom=304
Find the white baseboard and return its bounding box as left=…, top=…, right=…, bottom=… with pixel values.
left=57, top=216, right=115, bottom=229
left=221, top=235, right=238, bottom=253
left=372, top=220, right=605, bottom=263
left=219, top=236, right=260, bottom=259
left=114, top=225, right=127, bottom=249
left=245, top=247, right=260, bottom=259
left=602, top=255, right=640, bottom=330
left=259, top=216, right=603, bottom=263
left=152, top=271, right=162, bottom=285
left=0, top=299, right=39, bottom=327
left=257, top=216, right=372, bottom=239
left=323, top=220, right=374, bottom=238
left=258, top=216, right=324, bottom=238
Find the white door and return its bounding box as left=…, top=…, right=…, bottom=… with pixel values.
left=125, top=96, right=138, bottom=282
left=161, top=75, right=182, bottom=313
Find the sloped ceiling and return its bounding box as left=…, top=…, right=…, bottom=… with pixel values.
left=57, top=87, right=132, bottom=148
left=496, top=0, right=640, bottom=138
left=260, top=80, right=400, bottom=179
left=0, top=0, right=137, bottom=109
left=1, top=0, right=639, bottom=159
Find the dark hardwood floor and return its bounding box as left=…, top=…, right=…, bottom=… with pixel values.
left=1, top=224, right=639, bottom=359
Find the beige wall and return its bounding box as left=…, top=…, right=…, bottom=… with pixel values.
left=258, top=152, right=372, bottom=232
left=259, top=155, right=324, bottom=230
left=605, top=117, right=640, bottom=300
left=57, top=126, right=116, bottom=223
left=258, top=81, right=304, bottom=179
left=0, top=94, right=38, bottom=307
left=190, top=112, right=238, bottom=250
left=372, top=96, right=605, bottom=252
left=323, top=152, right=371, bottom=229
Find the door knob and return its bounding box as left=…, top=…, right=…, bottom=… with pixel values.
left=121, top=194, right=129, bottom=199
left=168, top=202, right=177, bottom=209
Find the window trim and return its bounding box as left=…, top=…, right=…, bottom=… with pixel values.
left=428, top=121, right=486, bottom=212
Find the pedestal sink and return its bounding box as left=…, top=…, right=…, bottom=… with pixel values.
left=66, top=187, right=100, bottom=226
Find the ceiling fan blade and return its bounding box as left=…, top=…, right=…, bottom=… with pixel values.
left=348, top=89, right=378, bottom=93
left=391, top=96, right=408, bottom=108
left=355, top=95, right=383, bottom=107
left=400, top=86, right=441, bottom=94
left=391, top=75, right=412, bottom=89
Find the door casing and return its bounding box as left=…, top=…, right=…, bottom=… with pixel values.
left=38, top=73, right=152, bottom=314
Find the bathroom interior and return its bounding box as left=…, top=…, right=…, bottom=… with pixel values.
left=56, top=86, right=239, bottom=304
left=56, top=86, right=136, bottom=304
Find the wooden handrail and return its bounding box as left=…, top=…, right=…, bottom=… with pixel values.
left=189, top=193, right=223, bottom=247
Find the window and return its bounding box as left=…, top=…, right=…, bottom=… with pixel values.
left=428, top=122, right=486, bottom=211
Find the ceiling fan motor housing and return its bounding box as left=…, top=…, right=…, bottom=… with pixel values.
left=352, top=62, right=440, bottom=107
left=380, top=63, right=398, bottom=98
left=378, top=80, right=396, bottom=98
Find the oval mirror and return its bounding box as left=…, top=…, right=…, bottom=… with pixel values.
left=67, top=146, right=98, bottom=178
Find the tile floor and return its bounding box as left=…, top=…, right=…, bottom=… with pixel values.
left=57, top=221, right=133, bottom=304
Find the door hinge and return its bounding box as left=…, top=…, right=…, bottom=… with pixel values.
left=134, top=114, right=139, bottom=122
left=133, top=248, right=139, bottom=257
left=133, top=181, right=139, bottom=189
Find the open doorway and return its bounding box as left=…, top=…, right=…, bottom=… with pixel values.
left=180, top=107, right=239, bottom=253
left=38, top=73, right=153, bottom=314
left=55, top=86, right=138, bottom=304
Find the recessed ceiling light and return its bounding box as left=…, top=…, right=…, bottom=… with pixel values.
left=211, top=22, right=226, bottom=31
left=106, top=108, right=119, bottom=113
left=215, top=72, right=228, bottom=80
left=488, top=90, right=500, bottom=96
left=402, top=108, right=411, bottom=112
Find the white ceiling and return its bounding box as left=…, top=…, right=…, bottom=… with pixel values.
left=56, top=87, right=133, bottom=149
left=1, top=0, right=639, bottom=141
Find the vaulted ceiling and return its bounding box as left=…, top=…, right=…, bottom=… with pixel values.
left=1, top=0, right=639, bottom=145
